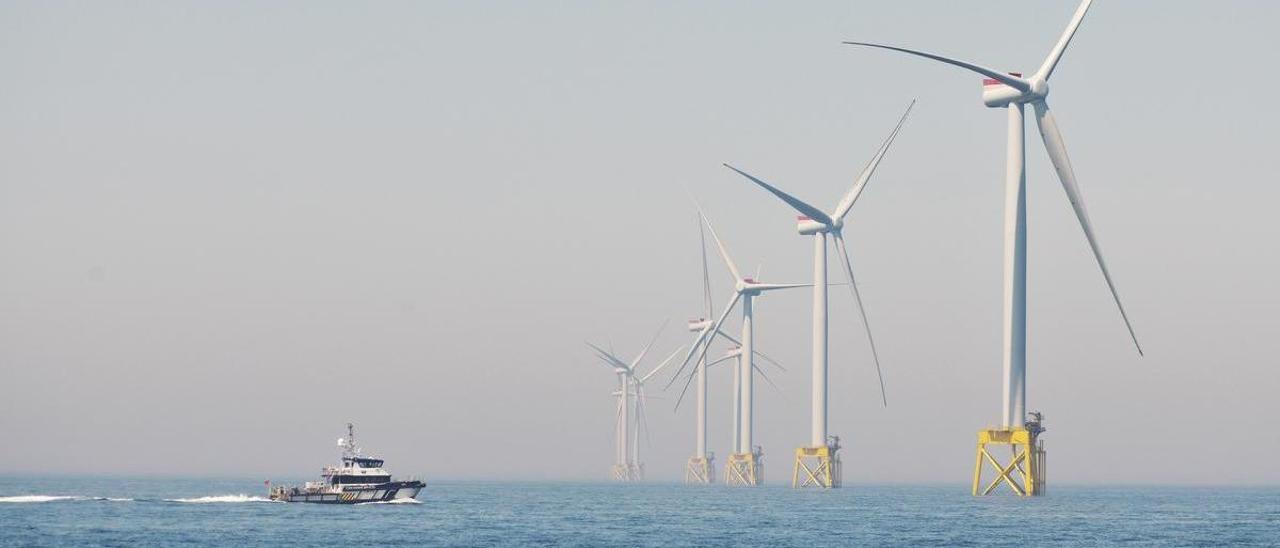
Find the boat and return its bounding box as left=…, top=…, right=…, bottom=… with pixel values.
left=268, top=423, right=425, bottom=504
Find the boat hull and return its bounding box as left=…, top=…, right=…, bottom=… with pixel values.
left=273, top=480, right=425, bottom=504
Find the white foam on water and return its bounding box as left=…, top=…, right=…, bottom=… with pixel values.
left=359, top=498, right=423, bottom=505
left=0, top=495, right=86, bottom=503
left=166, top=494, right=278, bottom=503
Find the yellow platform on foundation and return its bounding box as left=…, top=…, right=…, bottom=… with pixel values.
left=971, top=427, right=1046, bottom=496
left=684, top=456, right=715, bottom=484
left=724, top=451, right=763, bottom=486
left=792, top=445, right=842, bottom=488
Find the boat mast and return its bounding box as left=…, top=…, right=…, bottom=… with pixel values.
left=342, top=422, right=358, bottom=460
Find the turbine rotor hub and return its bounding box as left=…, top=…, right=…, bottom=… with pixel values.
left=1028, top=77, right=1050, bottom=99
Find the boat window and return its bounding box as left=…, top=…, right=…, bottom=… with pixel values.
left=333, top=475, right=391, bottom=484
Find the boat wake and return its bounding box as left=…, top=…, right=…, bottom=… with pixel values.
left=0, top=495, right=133, bottom=503
left=358, top=498, right=422, bottom=505
left=166, top=494, right=279, bottom=504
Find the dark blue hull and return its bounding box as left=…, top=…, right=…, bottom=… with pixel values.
left=274, top=480, right=424, bottom=504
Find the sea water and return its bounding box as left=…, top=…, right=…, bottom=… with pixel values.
left=1, top=476, right=1276, bottom=546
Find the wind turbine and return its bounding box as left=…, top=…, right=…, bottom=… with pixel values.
left=628, top=344, right=683, bottom=478
left=680, top=218, right=788, bottom=484
left=684, top=218, right=717, bottom=484
left=723, top=100, right=913, bottom=488
left=587, top=322, right=681, bottom=482
left=673, top=208, right=808, bottom=486
left=845, top=0, right=1141, bottom=496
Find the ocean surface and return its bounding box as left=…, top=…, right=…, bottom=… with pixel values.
left=1, top=476, right=1276, bottom=546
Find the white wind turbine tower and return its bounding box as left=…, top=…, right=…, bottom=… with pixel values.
left=679, top=218, right=789, bottom=484
left=587, top=325, right=682, bottom=482
left=673, top=209, right=808, bottom=486
left=723, top=100, right=914, bottom=489
left=627, top=345, right=683, bottom=477
left=587, top=343, right=635, bottom=481
left=683, top=219, right=718, bottom=484
left=845, top=0, right=1142, bottom=496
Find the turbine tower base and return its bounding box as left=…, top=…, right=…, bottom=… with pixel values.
left=971, top=414, right=1046, bottom=496
left=684, top=455, right=715, bottom=484
left=724, top=449, right=763, bottom=486
left=611, top=463, right=644, bottom=482
left=792, top=441, right=842, bottom=488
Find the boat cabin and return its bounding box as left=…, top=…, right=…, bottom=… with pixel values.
left=323, top=456, right=392, bottom=485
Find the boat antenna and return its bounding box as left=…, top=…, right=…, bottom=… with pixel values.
left=341, top=422, right=358, bottom=460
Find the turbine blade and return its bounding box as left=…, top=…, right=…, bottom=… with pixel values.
left=638, top=385, right=653, bottom=448
left=696, top=207, right=742, bottom=282
left=753, top=362, right=784, bottom=395
left=640, top=345, right=685, bottom=384
left=699, top=216, right=714, bottom=318
left=1032, top=101, right=1143, bottom=355
left=666, top=329, right=710, bottom=390
left=833, top=99, right=916, bottom=220
left=843, top=41, right=1031, bottom=92
left=753, top=282, right=812, bottom=291
left=705, top=354, right=736, bottom=369
left=833, top=231, right=887, bottom=406
left=1036, top=0, right=1095, bottom=80
left=713, top=328, right=741, bottom=346
left=672, top=357, right=700, bottom=412
left=722, top=164, right=834, bottom=226
left=630, top=319, right=670, bottom=369
left=586, top=342, right=630, bottom=372
left=665, top=292, right=742, bottom=389
left=754, top=350, right=787, bottom=372
left=593, top=353, right=627, bottom=370
left=674, top=292, right=742, bottom=410
left=709, top=328, right=785, bottom=372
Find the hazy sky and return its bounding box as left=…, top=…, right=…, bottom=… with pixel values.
left=3, top=1, right=1278, bottom=485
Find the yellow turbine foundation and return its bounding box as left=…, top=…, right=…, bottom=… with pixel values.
left=684, top=455, right=715, bottom=484
left=792, top=445, right=842, bottom=488
left=724, top=450, right=763, bottom=486
left=611, top=464, right=643, bottom=482
left=971, top=427, right=1046, bottom=496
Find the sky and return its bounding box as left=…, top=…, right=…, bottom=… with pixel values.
left=2, top=1, right=1278, bottom=485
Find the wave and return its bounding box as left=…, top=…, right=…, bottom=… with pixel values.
left=0, top=495, right=133, bottom=503
left=359, top=498, right=423, bottom=505
left=165, top=494, right=278, bottom=504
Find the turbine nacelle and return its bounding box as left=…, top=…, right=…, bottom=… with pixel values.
left=687, top=318, right=711, bottom=332
left=796, top=215, right=831, bottom=235
left=737, top=277, right=779, bottom=296
left=981, top=72, right=1052, bottom=107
